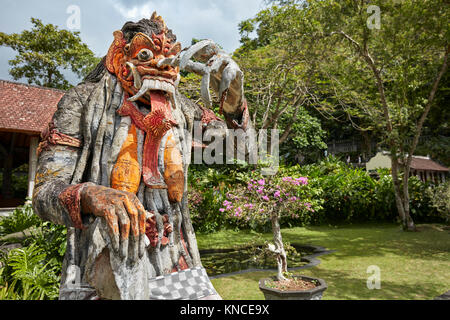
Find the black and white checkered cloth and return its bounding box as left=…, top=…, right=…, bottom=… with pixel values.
left=148, top=267, right=218, bottom=300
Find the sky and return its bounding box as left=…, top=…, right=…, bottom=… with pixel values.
left=0, top=0, right=265, bottom=85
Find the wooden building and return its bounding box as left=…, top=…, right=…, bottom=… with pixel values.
left=366, top=152, right=449, bottom=184
left=0, top=80, right=64, bottom=215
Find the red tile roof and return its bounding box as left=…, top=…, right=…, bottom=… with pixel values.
left=0, top=80, right=65, bottom=135
left=410, top=157, right=449, bottom=172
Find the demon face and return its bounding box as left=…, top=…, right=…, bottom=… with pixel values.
left=105, top=12, right=182, bottom=106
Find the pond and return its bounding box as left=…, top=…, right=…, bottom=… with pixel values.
left=199, top=244, right=315, bottom=277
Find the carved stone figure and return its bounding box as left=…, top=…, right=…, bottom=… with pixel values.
left=32, top=12, right=250, bottom=300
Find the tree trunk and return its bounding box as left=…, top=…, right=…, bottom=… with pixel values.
left=401, top=161, right=416, bottom=231
left=391, top=156, right=416, bottom=231
left=270, top=211, right=288, bottom=281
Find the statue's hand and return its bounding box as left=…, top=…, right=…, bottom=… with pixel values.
left=80, top=185, right=149, bottom=262
left=159, top=40, right=244, bottom=114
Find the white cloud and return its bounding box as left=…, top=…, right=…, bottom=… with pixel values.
left=110, top=0, right=264, bottom=53
left=0, top=0, right=264, bottom=83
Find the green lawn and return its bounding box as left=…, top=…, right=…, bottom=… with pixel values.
left=196, top=223, right=450, bottom=300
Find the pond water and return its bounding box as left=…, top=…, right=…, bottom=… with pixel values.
left=199, top=244, right=314, bottom=277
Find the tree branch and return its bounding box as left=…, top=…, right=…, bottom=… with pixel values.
left=406, top=44, right=450, bottom=168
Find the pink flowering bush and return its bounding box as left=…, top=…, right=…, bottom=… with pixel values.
left=221, top=176, right=322, bottom=230
left=221, top=176, right=322, bottom=280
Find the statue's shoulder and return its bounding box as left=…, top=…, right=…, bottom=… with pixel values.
left=53, top=72, right=111, bottom=137
left=59, top=61, right=112, bottom=109
left=176, top=90, right=203, bottom=120
left=57, top=80, right=103, bottom=112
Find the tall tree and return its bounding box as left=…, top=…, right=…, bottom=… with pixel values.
left=235, top=6, right=328, bottom=162
left=0, top=18, right=99, bottom=90
left=262, top=0, right=449, bottom=230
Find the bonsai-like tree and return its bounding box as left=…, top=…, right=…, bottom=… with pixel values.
left=221, top=176, right=320, bottom=281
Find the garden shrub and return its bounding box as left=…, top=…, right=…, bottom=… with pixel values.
left=221, top=176, right=323, bottom=232
left=0, top=202, right=66, bottom=300
left=426, top=181, right=450, bottom=222
left=188, top=157, right=444, bottom=232
left=0, top=201, right=41, bottom=236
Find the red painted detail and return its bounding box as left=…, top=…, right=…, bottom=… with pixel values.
left=37, top=121, right=82, bottom=156
left=58, top=183, right=91, bottom=230
left=117, top=92, right=178, bottom=189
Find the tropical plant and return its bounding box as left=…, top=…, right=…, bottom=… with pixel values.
left=426, top=182, right=450, bottom=223
left=0, top=244, right=60, bottom=300
left=0, top=203, right=66, bottom=300
left=0, top=202, right=41, bottom=236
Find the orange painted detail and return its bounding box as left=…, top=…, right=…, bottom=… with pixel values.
left=106, top=31, right=127, bottom=76
left=111, top=124, right=141, bottom=194
left=163, top=133, right=185, bottom=203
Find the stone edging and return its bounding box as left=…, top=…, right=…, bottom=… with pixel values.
left=209, top=244, right=336, bottom=280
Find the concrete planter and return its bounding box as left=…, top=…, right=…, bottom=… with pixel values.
left=259, top=275, right=327, bottom=300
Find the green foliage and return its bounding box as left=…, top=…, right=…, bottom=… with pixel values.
left=0, top=18, right=100, bottom=89
left=236, top=0, right=449, bottom=228
left=0, top=244, right=60, bottom=300
left=0, top=202, right=41, bottom=236
left=234, top=5, right=328, bottom=158
left=22, top=222, right=67, bottom=268
left=0, top=164, right=30, bottom=199
left=426, top=182, right=450, bottom=222
left=188, top=163, right=255, bottom=233
left=189, top=159, right=443, bottom=232
left=0, top=203, right=66, bottom=300
left=295, top=157, right=440, bottom=224
left=415, top=136, right=450, bottom=167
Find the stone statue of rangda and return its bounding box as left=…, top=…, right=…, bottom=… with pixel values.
left=32, top=12, right=251, bottom=300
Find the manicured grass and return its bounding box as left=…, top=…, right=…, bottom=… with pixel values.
left=196, top=223, right=450, bottom=300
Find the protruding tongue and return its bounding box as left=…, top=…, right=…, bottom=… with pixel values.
left=148, top=90, right=177, bottom=124
left=148, top=90, right=168, bottom=112
left=141, top=90, right=178, bottom=189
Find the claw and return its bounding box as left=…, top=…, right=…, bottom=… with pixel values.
left=209, top=54, right=229, bottom=73
left=183, top=60, right=208, bottom=75
left=139, top=234, right=146, bottom=258
left=120, top=239, right=128, bottom=260
left=180, top=40, right=215, bottom=70
left=157, top=56, right=180, bottom=68
left=219, top=63, right=236, bottom=98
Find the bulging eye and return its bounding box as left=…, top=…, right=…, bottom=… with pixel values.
left=138, top=49, right=153, bottom=61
